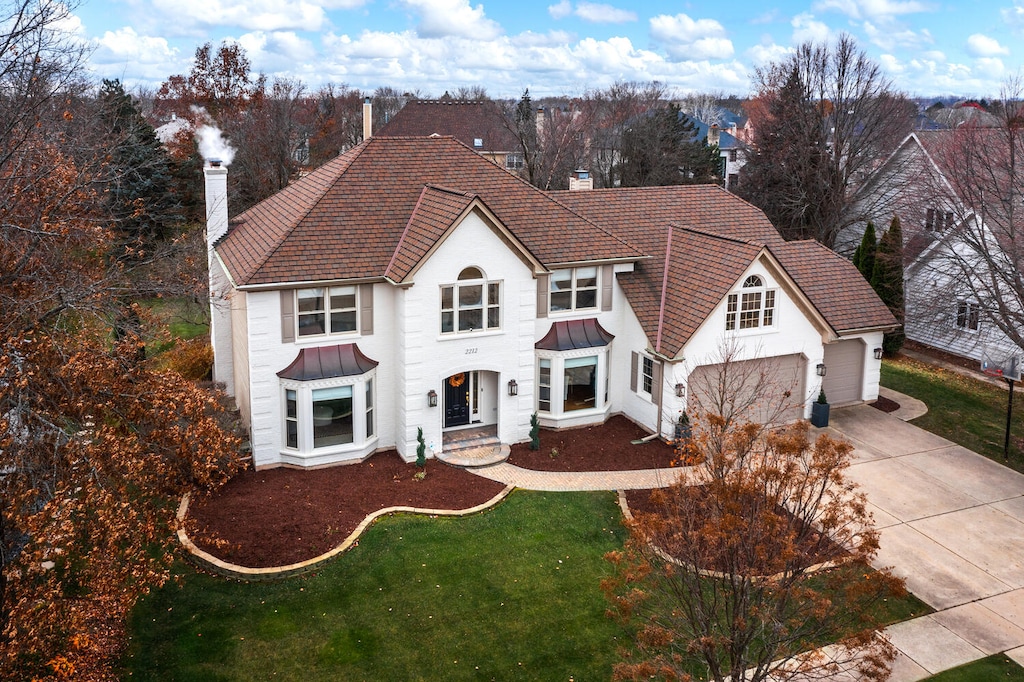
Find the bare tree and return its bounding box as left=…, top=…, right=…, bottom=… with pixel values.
left=676, top=91, right=727, bottom=126
left=739, top=35, right=914, bottom=247
left=581, top=81, right=667, bottom=188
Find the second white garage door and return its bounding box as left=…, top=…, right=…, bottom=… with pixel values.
left=688, top=354, right=806, bottom=425
left=822, top=340, right=865, bottom=406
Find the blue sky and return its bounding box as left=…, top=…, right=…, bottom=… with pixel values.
left=72, top=0, right=1024, bottom=98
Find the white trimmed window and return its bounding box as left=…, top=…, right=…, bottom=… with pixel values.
left=536, top=349, right=610, bottom=417
left=725, top=275, right=776, bottom=331
left=281, top=374, right=376, bottom=454
left=956, top=300, right=980, bottom=331
left=441, top=267, right=501, bottom=334
left=550, top=267, right=598, bottom=312
left=641, top=355, right=654, bottom=395
left=297, top=286, right=358, bottom=337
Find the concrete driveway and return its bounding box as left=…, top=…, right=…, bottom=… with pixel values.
left=827, top=403, right=1024, bottom=680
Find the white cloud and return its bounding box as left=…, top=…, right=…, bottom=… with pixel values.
left=574, top=2, right=636, bottom=23
left=93, top=26, right=178, bottom=64
left=791, top=13, right=832, bottom=45
left=650, top=13, right=733, bottom=60
left=966, top=33, right=1009, bottom=57
left=1003, top=1, right=1024, bottom=34
left=746, top=41, right=792, bottom=67
left=400, top=0, right=503, bottom=40
left=237, top=30, right=317, bottom=70
left=813, top=0, right=929, bottom=20
left=863, top=20, right=932, bottom=51
left=548, top=0, right=571, bottom=20
left=150, top=0, right=341, bottom=32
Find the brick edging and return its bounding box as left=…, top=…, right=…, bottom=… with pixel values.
left=176, top=485, right=515, bottom=581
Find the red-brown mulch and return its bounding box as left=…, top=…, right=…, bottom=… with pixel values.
left=623, top=486, right=845, bottom=573
left=186, top=451, right=506, bottom=569
left=186, top=416, right=675, bottom=569
left=870, top=395, right=900, bottom=413
left=506, top=414, right=677, bottom=471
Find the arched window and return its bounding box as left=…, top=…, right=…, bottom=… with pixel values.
left=441, top=267, right=501, bottom=334
left=726, top=274, right=776, bottom=331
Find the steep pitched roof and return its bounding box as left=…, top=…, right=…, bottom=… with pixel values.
left=772, top=241, right=898, bottom=333
left=376, top=99, right=518, bottom=153
left=217, top=136, right=644, bottom=286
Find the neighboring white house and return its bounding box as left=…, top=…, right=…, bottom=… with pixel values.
left=846, top=130, right=1022, bottom=366
left=206, top=135, right=895, bottom=470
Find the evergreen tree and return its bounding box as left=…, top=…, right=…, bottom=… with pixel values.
left=100, top=79, right=181, bottom=252
left=855, top=222, right=877, bottom=279
left=871, top=215, right=905, bottom=355
left=618, top=104, right=720, bottom=187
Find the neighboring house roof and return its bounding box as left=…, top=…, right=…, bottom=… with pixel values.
left=376, top=99, right=518, bottom=153
left=217, top=136, right=645, bottom=287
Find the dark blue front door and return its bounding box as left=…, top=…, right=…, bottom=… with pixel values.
left=444, top=373, right=470, bottom=427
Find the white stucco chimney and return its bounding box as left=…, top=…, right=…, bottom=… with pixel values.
left=204, top=159, right=229, bottom=245
left=569, top=169, right=593, bottom=191
left=363, top=97, right=373, bottom=141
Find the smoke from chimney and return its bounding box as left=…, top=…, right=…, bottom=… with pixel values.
left=190, top=105, right=237, bottom=165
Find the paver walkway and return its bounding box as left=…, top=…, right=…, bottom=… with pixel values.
left=471, top=395, right=1024, bottom=680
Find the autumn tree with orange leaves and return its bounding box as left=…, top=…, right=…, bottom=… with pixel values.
left=0, top=2, right=243, bottom=679
left=604, top=358, right=904, bottom=682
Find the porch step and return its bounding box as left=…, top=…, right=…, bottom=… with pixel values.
left=436, top=440, right=510, bottom=468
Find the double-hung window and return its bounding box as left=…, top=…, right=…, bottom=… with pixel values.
left=297, top=286, right=357, bottom=337
left=550, top=267, right=598, bottom=312
left=441, top=267, right=501, bottom=334
left=725, top=275, right=776, bottom=331
left=956, top=300, right=980, bottom=331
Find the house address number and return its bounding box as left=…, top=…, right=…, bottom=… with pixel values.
left=465, top=347, right=478, bottom=354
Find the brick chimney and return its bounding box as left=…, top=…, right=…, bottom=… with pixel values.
left=569, top=169, right=593, bottom=191
left=363, top=97, right=373, bottom=141
left=708, top=124, right=721, bottom=147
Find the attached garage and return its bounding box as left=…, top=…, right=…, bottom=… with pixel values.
left=822, top=339, right=865, bottom=405
left=688, top=353, right=806, bottom=425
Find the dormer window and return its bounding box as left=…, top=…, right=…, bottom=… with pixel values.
left=441, top=267, right=501, bottom=334
left=725, top=275, right=776, bottom=331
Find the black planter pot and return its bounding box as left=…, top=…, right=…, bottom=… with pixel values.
left=810, top=401, right=830, bottom=427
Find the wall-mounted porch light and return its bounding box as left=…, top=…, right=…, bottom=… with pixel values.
left=816, top=363, right=827, bottom=377
left=675, top=383, right=685, bottom=398
left=508, top=379, right=518, bottom=396
left=427, top=389, right=438, bottom=407
left=874, top=347, right=884, bottom=360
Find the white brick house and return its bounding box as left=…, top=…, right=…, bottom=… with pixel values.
left=206, top=136, right=896, bottom=469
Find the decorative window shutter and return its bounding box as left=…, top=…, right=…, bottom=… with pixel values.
left=630, top=351, right=638, bottom=392
left=652, top=360, right=663, bottom=408
left=536, top=274, right=549, bottom=318
left=280, top=290, right=295, bottom=343
left=360, top=283, right=374, bottom=335
left=600, top=265, right=613, bottom=311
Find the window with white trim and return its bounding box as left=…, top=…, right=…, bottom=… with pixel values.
left=536, top=349, right=609, bottom=417
left=550, top=267, right=598, bottom=312
left=641, top=355, right=654, bottom=395
left=725, top=275, right=776, bottom=331
left=281, top=374, right=376, bottom=454
left=441, top=267, right=501, bottom=334
left=297, top=286, right=358, bottom=337
left=956, top=300, right=980, bottom=331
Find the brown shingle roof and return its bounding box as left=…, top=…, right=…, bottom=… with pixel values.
left=772, top=241, right=898, bottom=333
left=377, top=99, right=518, bottom=153
left=384, top=185, right=477, bottom=283
left=217, top=136, right=644, bottom=286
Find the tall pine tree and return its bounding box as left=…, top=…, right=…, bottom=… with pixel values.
left=871, top=215, right=905, bottom=355
left=618, top=104, right=721, bottom=187
left=854, top=221, right=877, bottom=279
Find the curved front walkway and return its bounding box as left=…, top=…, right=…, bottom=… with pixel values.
left=470, top=461, right=686, bottom=491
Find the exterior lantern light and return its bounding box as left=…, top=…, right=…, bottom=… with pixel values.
left=427, top=389, right=438, bottom=407
left=816, top=363, right=827, bottom=377
left=675, top=383, right=685, bottom=398
left=874, top=347, right=884, bottom=360
left=508, top=379, right=518, bottom=396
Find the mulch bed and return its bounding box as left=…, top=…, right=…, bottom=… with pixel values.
left=506, top=415, right=677, bottom=471
left=186, top=415, right=676, bottom=569
left=624, top=486, right=845, bottom=573
left=870, top=395, right=900, bottom=413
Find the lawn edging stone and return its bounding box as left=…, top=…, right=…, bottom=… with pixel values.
left=175, top=484, right=515, bottom=581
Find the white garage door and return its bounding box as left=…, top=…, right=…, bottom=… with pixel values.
left=688, top=354, right=806, bottom=425
left=822, top=340, right=865, bottom=406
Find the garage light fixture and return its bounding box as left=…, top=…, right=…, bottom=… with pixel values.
left=816, top=363, right=827, bottom=377
left=427, top=389, right=438, bottom=407
left=874, top=347, right=884, bottom=360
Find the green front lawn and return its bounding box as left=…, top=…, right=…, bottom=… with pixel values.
left=881, top=356, right=1024, bottom=472
left=125, top=490, right=630, bottom=681
left=141, top=296, right=209, bottom=342
left=926, top=654, right=1024, bottom=681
